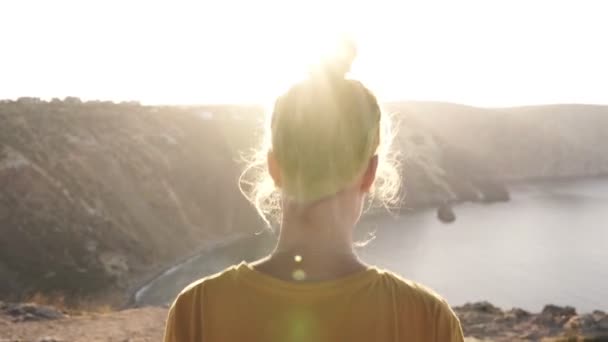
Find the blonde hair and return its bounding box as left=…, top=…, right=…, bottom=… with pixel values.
left=240, top=40, right=401, bottom=227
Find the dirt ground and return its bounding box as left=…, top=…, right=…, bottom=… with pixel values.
left=2, top=302, right=606, bottom=342
left=0, top=307, right=167, bottom=342
left=0, top=307, right=484, bottom=342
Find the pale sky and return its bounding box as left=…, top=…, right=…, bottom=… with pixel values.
left=1, top=0, right=607, bottom=107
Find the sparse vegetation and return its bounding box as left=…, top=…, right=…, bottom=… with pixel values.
left=2, top=98, right=608, bottom=304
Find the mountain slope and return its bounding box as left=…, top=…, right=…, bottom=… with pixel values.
left=0, top=101, right=264, bottom=299
left=1, top=99, right=608, bottom=300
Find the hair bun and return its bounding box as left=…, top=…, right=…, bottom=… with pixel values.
left=313, top=38, right=357, bottom=80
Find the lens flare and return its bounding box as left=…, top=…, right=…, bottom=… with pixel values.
left=292, top=269, right=306, bottom=281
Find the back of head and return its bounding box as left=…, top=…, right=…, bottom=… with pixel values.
left=241, top=39, right=400, bottom=225
left=272, top=40, right=381, bottom=202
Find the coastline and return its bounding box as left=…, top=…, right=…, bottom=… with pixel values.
left=127, top=232, right=247, bottom=308
left=127, top=174, right=608, bottom=309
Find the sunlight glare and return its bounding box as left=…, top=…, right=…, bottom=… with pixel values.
left=1, top=0, right=607, bottom=106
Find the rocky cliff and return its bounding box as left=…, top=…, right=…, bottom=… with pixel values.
left=1, top=99, right=608, bottom=300
left=0, top=101, right=264, bottom=300
left=388, top=102, right=608, bottom=207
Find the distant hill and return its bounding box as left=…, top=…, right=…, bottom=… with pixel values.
left=1, top=99, right=607, bottom=300
left=390, top=102, right=608, bottom=179
left=386, top=102, right=608, bottom=207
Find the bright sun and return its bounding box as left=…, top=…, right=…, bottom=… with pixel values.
left=2, top=0, right=607, bottom=106
left=224, top=2, right=364, bottom=104
left=134, top=1, right=365, bottom=105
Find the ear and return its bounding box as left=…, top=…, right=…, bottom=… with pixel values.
left=361, top=155, right=378, bottom=193
left=267, top=151, right=282, bottom=187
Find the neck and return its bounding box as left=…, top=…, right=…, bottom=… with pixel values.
left=258, top=203, right=366, bottom=281
left=274, top=222, right=357, bottom=259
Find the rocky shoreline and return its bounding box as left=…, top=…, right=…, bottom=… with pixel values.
left=2, top=300, right=607, bottom=341
left=455, top=302, right=608, bottom=341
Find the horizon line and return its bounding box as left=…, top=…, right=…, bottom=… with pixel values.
left=2, top=96, right=608, bottom=110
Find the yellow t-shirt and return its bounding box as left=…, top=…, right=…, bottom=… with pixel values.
left=163, top=262, right=464, bottom=342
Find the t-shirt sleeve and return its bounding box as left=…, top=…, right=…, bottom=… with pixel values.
left=435, top=300, right=464, bottom=342
left=163, top=303, right=178, bottom=342
left=163, top=285, right=204, bottom=342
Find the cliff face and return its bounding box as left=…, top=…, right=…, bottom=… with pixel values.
left=0, top=102, right=264, bottom=299
left=1, top=100, right=608, bottom=300
left=387, top=102, right=608, bottom=207
left=390, top=102, right=608, bottom=181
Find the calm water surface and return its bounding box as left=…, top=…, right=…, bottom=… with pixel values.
left=137, top=178, right=608, bottom=312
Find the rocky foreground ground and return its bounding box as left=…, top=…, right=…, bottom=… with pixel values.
left=1, top=301, right=607, bottom=342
